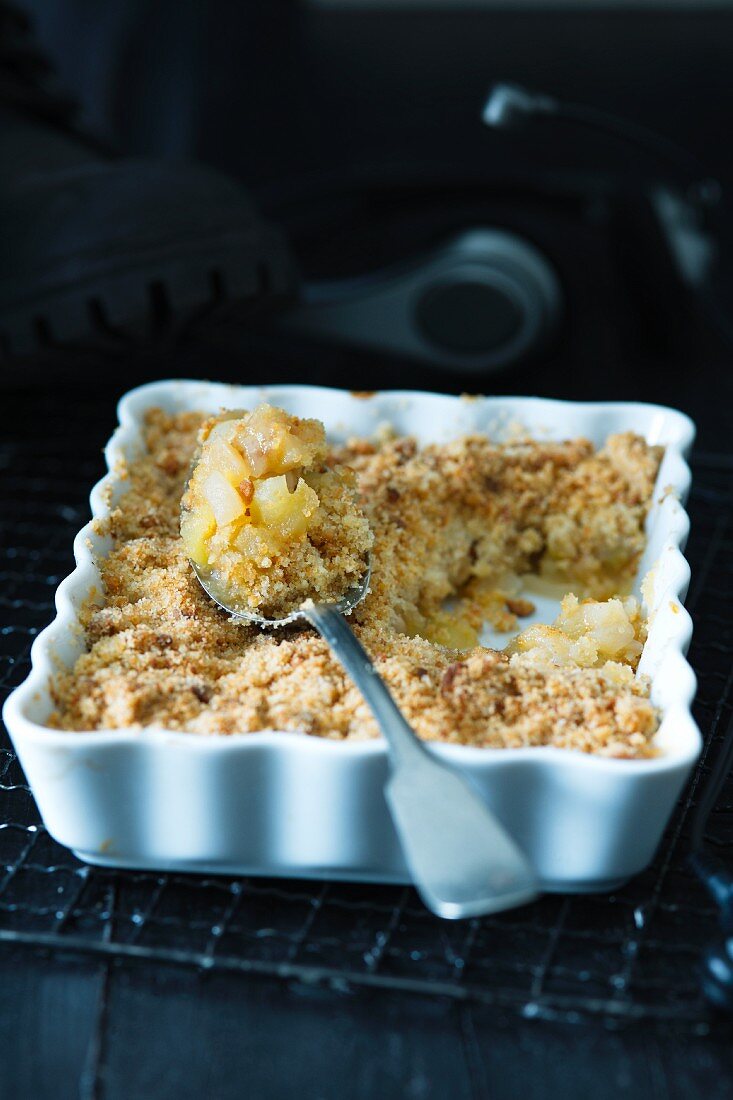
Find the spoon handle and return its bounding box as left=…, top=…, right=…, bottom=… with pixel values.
left=303, top=603, right=426, bottom=766
left=304, top=602, right=538, bottom=919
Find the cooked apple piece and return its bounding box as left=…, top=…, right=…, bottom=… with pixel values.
left=249, top=475, right=319, bottom=540
left=201, top=470, right=247, bottom=527
left=506, top=594, right=645, bottom=670
left=205, top=402, right=326, bottom=480
left=205, top=438, right=250, bottom=487
left=180, top=503, right=215, bottom=568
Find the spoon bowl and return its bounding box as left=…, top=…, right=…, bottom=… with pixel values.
left=191, top=555, right=372, bottom=628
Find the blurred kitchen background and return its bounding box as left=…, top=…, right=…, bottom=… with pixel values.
left=3, top=0, right=733, bottom=445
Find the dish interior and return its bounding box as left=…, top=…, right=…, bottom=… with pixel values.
left=16, top=383, right=698, bottom=768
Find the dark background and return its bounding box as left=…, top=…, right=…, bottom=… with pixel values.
left=13, top=0, right=733, bottom=448
left=2, top=3, right=733, bottom=1098
left=23, top=2, right=733, bottom=195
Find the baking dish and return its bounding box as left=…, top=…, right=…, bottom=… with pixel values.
left=3, top=382, right=700, bottom=893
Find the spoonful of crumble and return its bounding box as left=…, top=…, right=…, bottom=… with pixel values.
left=182, top=403, right=538, bottom=919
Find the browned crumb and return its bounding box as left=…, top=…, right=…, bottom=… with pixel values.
left=50, top=408, right=662, bottom=757
left=505, top=597, right=535, bottom=618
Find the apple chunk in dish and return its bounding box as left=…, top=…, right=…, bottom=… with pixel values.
left=180, top=404, right=373, bottom=619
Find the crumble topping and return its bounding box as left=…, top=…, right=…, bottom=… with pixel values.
left=50, top=408, right=663, bottom=757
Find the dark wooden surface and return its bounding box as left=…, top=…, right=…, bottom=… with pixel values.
left=2, top=944, right=733, bottom=1100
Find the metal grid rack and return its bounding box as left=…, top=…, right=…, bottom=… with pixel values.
left=1, top=389, right=731, bottom=1030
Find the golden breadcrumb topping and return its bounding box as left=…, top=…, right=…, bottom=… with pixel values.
left=50, top=408, right=662, bottom=757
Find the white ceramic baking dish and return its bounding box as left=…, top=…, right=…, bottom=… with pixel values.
left=3, top=382, right=701, bottom=893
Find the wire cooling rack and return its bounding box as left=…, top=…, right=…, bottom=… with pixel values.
left=0, top=390, right=731, bottom=1030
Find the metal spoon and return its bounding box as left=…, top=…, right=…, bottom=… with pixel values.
left=191, top=556, right=538, bottom=919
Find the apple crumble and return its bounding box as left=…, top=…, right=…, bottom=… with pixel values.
left=51, top=406, right=663, bottom=757
left=181, top=404, right=372, bottom=618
